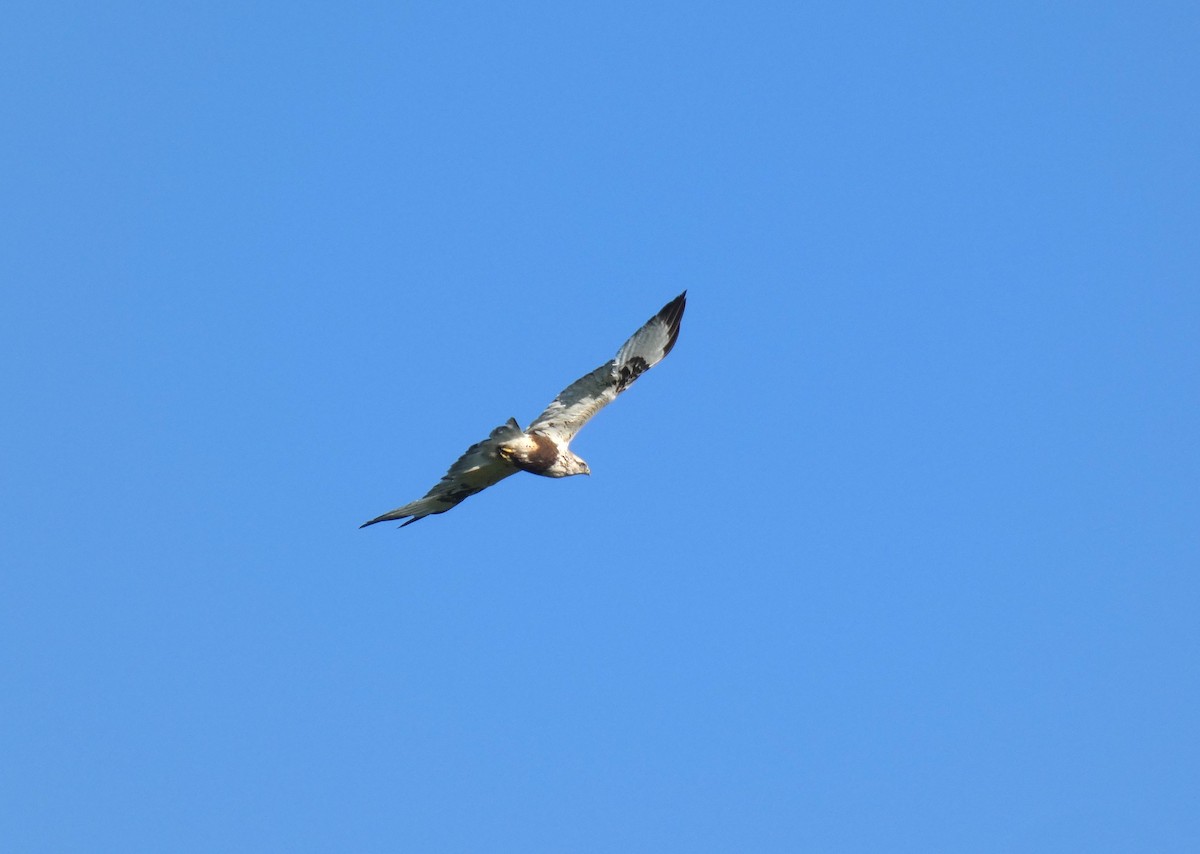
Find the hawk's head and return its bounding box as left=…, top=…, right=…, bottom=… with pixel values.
left=562, top=453, right=590, bottom=477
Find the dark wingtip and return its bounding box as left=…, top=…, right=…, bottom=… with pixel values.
left=361, top=512, right=413, bottom=529
left=657, top=291, right=687, bottom=357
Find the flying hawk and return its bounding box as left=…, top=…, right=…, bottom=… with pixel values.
left=361, top=291, right=686, bottom=529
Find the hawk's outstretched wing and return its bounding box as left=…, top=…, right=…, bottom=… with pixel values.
left=527, top=291, right=686, bottom=444
left=359, top=419, right=522, bottom=528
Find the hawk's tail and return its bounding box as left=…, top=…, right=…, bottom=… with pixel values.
left=491, top=417, right=523, bottom=442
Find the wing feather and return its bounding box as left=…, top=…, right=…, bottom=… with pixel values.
left=360, top=419, right=522, bottom=528
left=527, top=291, right=686, bottom=444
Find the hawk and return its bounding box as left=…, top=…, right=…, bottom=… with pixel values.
left=361, top=291, right=687, bottom=529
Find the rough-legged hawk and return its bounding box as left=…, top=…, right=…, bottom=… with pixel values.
left=361, top=291, right=686, bottom=529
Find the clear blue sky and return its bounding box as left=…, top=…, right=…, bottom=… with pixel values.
left=3, top=2, right=1197, bottom=851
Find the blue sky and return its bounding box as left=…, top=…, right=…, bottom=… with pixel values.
left=3, top=1, right=1198, bottom=851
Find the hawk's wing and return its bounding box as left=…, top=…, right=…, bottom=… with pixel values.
left=527, top=291, right=686, bottom=444
left=360, top=419, right=522, bottom=528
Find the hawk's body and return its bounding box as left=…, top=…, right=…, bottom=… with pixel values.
left=361, top=291, right=686, bottom=529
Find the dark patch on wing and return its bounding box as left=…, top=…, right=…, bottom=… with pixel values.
left=615, top=355, right=650, bottom=393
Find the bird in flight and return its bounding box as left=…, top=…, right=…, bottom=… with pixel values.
left=361, top=291, right=687, bottom=529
